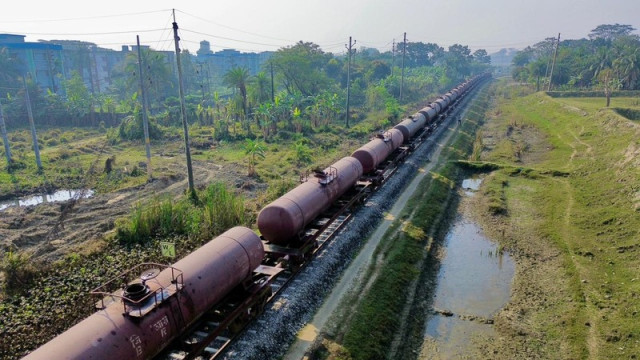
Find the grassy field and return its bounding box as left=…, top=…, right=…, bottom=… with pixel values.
left=469, top=82, right=640, bottom=358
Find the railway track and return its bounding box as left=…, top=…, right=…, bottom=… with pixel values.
left=160, top=85, right=481, bottom=360
left=23, top=74, right=490, bottom=360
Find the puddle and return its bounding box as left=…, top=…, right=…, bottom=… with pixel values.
left=461, top=177, right=482, bottom=196
left=0, top=189, right=95, bottom=212
left=461, top=178, right=482, bottom=191
left=422, top=179, right=514, bottom=358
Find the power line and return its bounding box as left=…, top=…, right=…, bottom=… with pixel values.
left=154, top=12, right=177, bottom=52
left=3, top=28, right=167, bottom=37
left=175, top=9, right=295, bottom=43
left=180, top=28, right=288, bottom=48
left=0, top=9, right=171, bottom=23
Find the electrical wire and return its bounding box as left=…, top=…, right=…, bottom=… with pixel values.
left=0, top=9, right=171, bottom=23
left=3, top=28, right=167, bottom=37
left=175, top=9, right=296, bottom=43
left=179, top=28, right=288, bottom=48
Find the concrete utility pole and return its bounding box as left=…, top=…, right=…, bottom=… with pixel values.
left=345, top=36, right=356, bottom=128
left=391, top=39, right=395, bottom=77
left=547, top=33, right=561, bottom=92
left=197, top=62, right=206, bottom=102
left=0, top=103, right=12, bottom=165
left=270, top=61, right=275, bottom=103
left=23, top=76, right=42, bottom=171
left=136, top=35, right=152, bottom=180
left=400, top=32, right=407, bottom=101
left=172, top=9, right=195, bottom=196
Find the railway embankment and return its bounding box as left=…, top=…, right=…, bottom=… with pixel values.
left=456, top=84, right=640, bottom=359
left=223, top=81, right=493, bottom=359
left=262, top=81, right=495, bottom=360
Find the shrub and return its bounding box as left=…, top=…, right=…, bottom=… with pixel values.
left=115, top=182, right=247, bottom=245
left=1, top=251, right=37, bottom=292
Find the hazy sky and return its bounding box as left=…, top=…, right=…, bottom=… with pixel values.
left=1, top=0, right=639, bottom=54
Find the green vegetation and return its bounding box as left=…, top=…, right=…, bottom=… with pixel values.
left=470, top=81, right=640, bottom=358
left=115, top=182, right=246, bottom=245
left=323, top=84, right=494, bottom=360
left=511, top=23, right=640, bottom=97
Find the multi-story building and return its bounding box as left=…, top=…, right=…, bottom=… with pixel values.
left=196, top=40, right=272, bottom=77
left=0, top=33, right=65, bottom=92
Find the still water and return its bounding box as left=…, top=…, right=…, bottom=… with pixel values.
left=0, top=189, right=94, bottom=212
left=423, top=179, right=514, bottom=358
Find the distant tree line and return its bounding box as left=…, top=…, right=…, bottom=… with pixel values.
left=0, top=38, right=491, bottom=141
left=511, top=24, right=640, bottom=94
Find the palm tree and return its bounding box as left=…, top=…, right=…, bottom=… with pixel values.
left=123, top=48, right=173, bottom=112
left=223, top=67, right=250, bottom=119
left=252, top=71, right=270, bottom=104
left=244, top=138, right=265, bottom=176
left=612, top=40, right=640, bottom=89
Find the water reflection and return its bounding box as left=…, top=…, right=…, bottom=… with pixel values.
left=0, top=189, right=94, bottom=211
left=422, top=179, right=514, bottom=358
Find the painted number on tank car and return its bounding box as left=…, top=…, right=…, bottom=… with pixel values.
left=152, top=315, right=170, bottom=338
left=129, top=334, right=143, bottom=357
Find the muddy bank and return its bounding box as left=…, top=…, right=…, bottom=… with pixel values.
left=0, top=160, right=260, bottom=264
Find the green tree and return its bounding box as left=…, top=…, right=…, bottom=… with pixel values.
left=117, top=48, right=173, bottom=112
left=63, top=71, right=93, bottom=118
left=596, top=68, right=621, bottom=107
left=244, top=138, right=265, bottom=176
left=612, top=36, right=640, bottom=89
left=251, top=71, right=271, bottom=105
left=472, top=49, right=491, bottom=64
left=223, top=66, right=251, bottom=119
left=589, top=24, right=636, bottom=41
left=270, top=41, right=332, bottom=96
left=444, top=44, right=473, bottom=81
left=294, top=139, right=312, bottom=166
left=401, top=42, right=444, bottom=67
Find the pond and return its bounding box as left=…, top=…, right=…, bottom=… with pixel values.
left=0, top=189, right=95, bottom=212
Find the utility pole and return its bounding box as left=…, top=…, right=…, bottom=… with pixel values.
left=136, top=35, right=152, bottom=180
left=543, top=37, right=554, bottom=88
left=391, top=39, right=395, bottom=77
left=270, top=61, right=275, bottom=103
left=197, top=63, right=206, bottom=102
left=345, top=36, right=356, bottom=128
left=547, top=33, right=561, bottom=92
left=23, top=76, right=42, bottom=171
left=0, top=102, right=12, bottom=166
left=400, top=32, right=407, bottom=101
left=172, top=9, right=195, bottom=197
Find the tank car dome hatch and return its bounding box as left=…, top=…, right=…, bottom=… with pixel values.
left=123, top=282, right=150, bottom=303
left=351, top=129, right=404, bottom=173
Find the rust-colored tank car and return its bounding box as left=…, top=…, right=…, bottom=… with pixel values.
left=434, top=97, right=448, bottom=112
left=351, top=129, right=404, bottom=173
left=23, top=227, right=264, bottom=360
left=393, top=112, right=427, bottom=141
left=444, top=92, right=456, bottom=103
left=258, top=157, right=363, bottom=244
left=418, top=105, right=438, bottom=125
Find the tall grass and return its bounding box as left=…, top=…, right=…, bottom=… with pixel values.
left=115, top=182, right=247, bottom=245
left=200, top=182, right=247, bottom=236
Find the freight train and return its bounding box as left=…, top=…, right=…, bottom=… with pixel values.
left=23, top=73, right=490, bottom=360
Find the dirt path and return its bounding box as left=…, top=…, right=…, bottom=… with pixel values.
left=284, top=120, right=463, bottom=359
left=0, top=160, right=244, bottom=264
